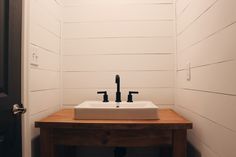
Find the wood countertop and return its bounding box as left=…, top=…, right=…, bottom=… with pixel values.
left=35, top=109, right=192, bottom=130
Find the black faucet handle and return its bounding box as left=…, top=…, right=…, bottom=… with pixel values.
left=97, top=91, right=107, bottom=94
left=97, top=91, right=109, bottom=102
left=127, top=91, right=139, bottom=102
left=129, top=91, right=139, bottom=95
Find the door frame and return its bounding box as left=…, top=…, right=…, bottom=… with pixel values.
left=22, top=0, right=30, bottom=157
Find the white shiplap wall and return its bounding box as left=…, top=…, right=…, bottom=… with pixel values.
left=61, top=0, right=175, bottom=107
left=175, top=0, right=236, bottom=157
left=28, top=0, right=62, bottom=156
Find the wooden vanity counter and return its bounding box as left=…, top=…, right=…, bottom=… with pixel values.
left=35, top=109, right=192, bottom=157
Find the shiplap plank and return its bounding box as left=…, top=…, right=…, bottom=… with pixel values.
left=177, top=61, right=236, bottom=95
left=177, top=0, right=236, bottom=51
left=63, top=4, right=173, bottom=21
left=29, top=0, right=62, bottom=151
left=34, top=0, right=62, bottom=20
left=30, top=69, right=60, bottom=91
left=63, top=71, right=174, bottom=88
left=63, top=21, right=174, bottom=38
left=29, top=89, right=60, bottom=116
left=63, top=54, right=174, bottom=71
left=62, top=37, right=175, bottom=55
left=63, top=88, right=174, bottom=105
left=177, top=23, right=236, bottom=69
left=175, top=105, right=236, bottom=157
left=176, top=89, right=236, bottom=132
left=176, top=0, right=190, bottom=15
left=177, top=0, right=217, bottom=34
left=30, top=24, right=60, bottom=53
left=61, top=0, right=175, bottom=114
left=176, top=0, right=236, bottom=157
left=62, top=0, right=173, bottom=6
left=30, top=0, right=61, bottom=36
left=187, top=133, right=217, bottom=157
left=30, top=44, right=60, bottom=71
left=30, top=104, right=60, bottom=139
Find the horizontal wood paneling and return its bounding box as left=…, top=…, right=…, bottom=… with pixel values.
left=29, top=90, right=60, bottom=116
left=63, top=21, right=174, bottom=39
left=176, top=89, right=236, bottom=132
left=177, top=0, right=236, bottom=51
left=177, top=0, right=217, bottom=34
left=29, top=0, right=62, bottom=143
left=63, top=54, right=174, bottom=71
left=63, top=71, right=174, bottom=89
left=30, top=44, right=60, bottom=71
left=63, top=88, right=174, bottom=105
left=62, top=37, right=175, bottom=55
left=30, top=24, right=60, bottom=53
left=176, top=0, right=190, bottom=15
left=30, top=0, right=61, bottom=37
left=187, top=132, right=217, bottom=157
left=30, top=105, right=61, bottom=139
left=62, top=0, right=176, bottom=109
left=176, top=0, right=236, bottom=156
left=175, top=105, right=236, bottom=157
left=34, top=0, right=62, bottom=20
left=62, top=0, right=173, bottom=6
left=177, top=23, right=236, bottom=69
left=30, top=69, right=60, bottom=91
left=63, top=4, right=174, bottom=22
left=177, top=61, right=236, bottom=95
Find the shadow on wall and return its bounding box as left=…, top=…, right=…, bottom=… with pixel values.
left=31, top=138, right=201, bottom=157
left=187, top=143, right=201, bottom=157
left=31, top=136, right=40, bottom=157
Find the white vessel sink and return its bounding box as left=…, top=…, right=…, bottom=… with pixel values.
left=74, top=101, right=159, bottom=120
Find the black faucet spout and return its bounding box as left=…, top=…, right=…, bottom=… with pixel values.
left=115, top=75, right=121, bottom=102
left=115, top=75, right=120, bottom=92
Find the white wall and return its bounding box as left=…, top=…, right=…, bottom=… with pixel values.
left=28, top=0, right=62, bottom=156
left=175, top=0, right=236, bottom=157
left=23, top=0, right=236, bottom=157
left=61, top=0, right=176, bottom=107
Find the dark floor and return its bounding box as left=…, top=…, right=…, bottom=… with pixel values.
left=55, top=146, right=172, bottom=157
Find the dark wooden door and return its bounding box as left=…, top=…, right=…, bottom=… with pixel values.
left=0, top=0, right=24, bottom=157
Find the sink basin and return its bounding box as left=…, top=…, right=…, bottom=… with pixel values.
left=74, top=101, right=159, bottom=120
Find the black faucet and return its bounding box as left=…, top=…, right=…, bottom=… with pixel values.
left=97, top=91, right=109, bottom=102
left=115, top=75, right=121, bottom=103
left=127, top=91, right=139, bottom=102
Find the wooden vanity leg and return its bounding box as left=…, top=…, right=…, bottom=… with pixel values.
left=40, top=128, right=55, bottom=157
left=172, top=129, right=187, bottom=157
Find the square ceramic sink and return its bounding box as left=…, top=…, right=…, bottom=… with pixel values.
left=74, top=101, right=159, bottom=120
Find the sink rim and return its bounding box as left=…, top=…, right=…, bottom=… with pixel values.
left=75, top=101, right=158, bottom=110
